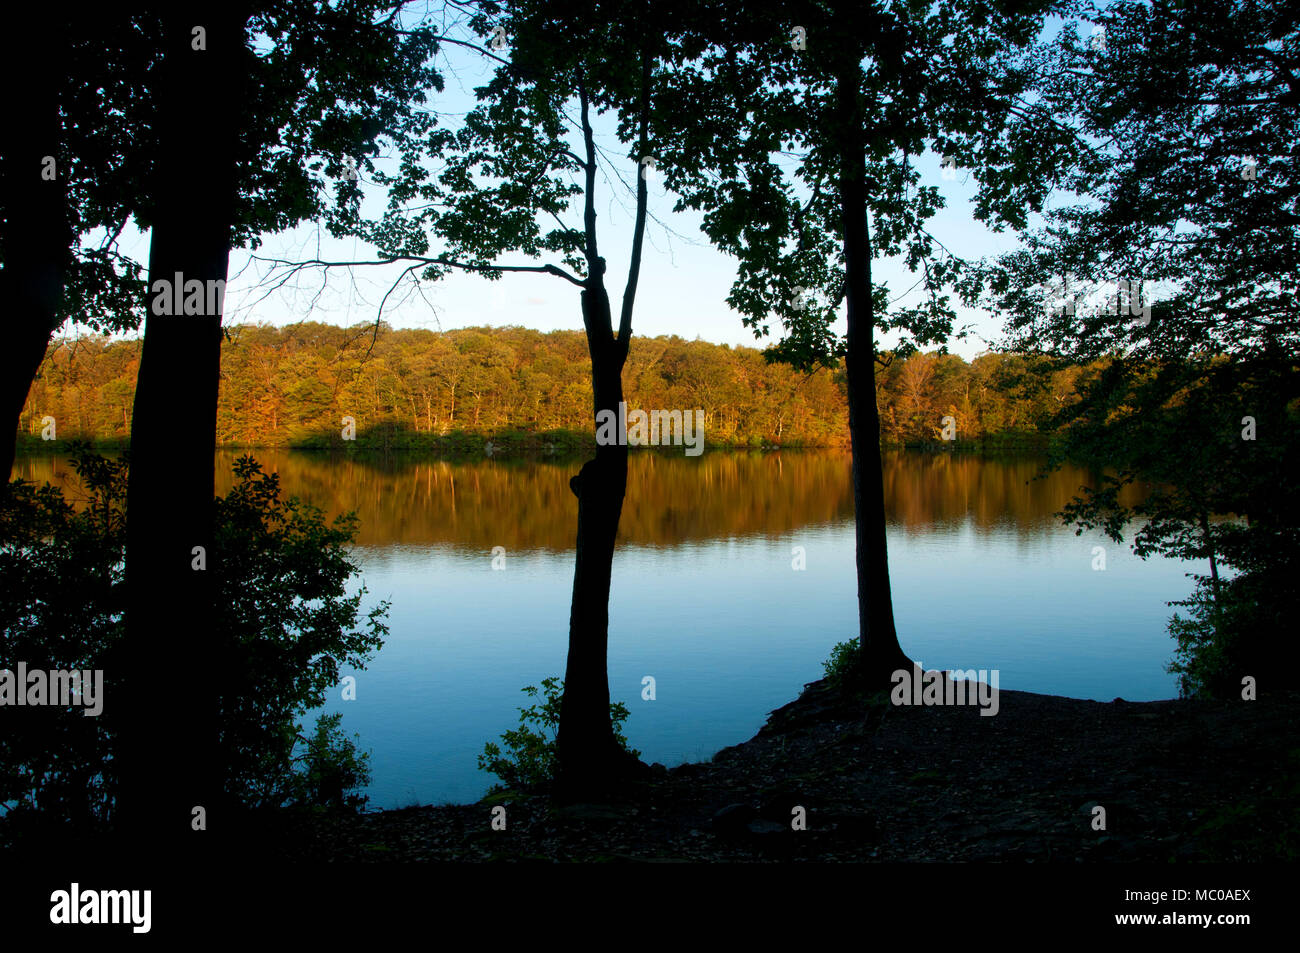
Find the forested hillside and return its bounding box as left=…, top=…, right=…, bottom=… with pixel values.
left=19, top=322, right=1093, bottom=449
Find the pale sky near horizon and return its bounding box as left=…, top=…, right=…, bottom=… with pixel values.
left=97, top=18, right=1067, bottom=362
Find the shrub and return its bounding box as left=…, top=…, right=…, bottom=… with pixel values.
left=1167, top=564, right=1294, bottom=700
left=289, top=712, right=373, bottom=812
left=822, top=638, right=862, bottom=689
left=478, top=676, right=638, bottom=793
left=0, top=450, right=128, bottom=842
left=213, top=455, right=389, bottom=809
left=0, top=448, right=387, bottom=844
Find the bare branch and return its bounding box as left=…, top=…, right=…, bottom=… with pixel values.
left=249, top=253, right=585, bottom=287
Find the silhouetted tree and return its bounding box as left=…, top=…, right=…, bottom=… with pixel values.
left=117, top=5, right=248, bottom=859
left=293, top=0, right=667, bottom=797
left=986, top=0, right=1300, bottom=696
left=657, top=0, right=1073, bottom=687
left=116, top=3, right=443, bottom=850
left=0, top=11, right=149, bottom=480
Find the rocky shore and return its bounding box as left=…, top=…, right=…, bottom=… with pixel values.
left=264, top=680, right=1298, bottom=862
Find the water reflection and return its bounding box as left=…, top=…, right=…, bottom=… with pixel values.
left=12, top=448, right=1186, bottom=806
left=14, top=449, right=1152, bottom=547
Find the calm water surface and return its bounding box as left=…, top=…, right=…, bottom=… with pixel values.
left=16, top=450, right=1198, bottom=808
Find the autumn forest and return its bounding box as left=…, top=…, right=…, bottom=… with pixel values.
left=23, top=323, right=1089, bottom=450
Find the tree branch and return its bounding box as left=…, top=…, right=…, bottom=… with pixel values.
left=617, top=49, right=653, bottom=364
left=250, top=253, right=585, bottom=287
left=578, top=78, right=601, bottom=279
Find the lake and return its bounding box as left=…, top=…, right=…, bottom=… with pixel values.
left=14, top=449, right=1199, bottom=809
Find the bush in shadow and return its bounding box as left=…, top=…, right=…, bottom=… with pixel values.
left=0, top=446, right=387, bottom=846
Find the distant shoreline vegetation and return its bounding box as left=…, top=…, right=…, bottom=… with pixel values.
left=14, top=432, right=1057, bottom=456
left=21, top=322, right=1086, bottom=452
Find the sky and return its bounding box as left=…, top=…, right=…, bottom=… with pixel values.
left=101, top=16, right=1052, bottom=363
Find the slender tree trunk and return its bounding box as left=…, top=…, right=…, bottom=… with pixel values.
left=118, top=7, right=246, bottom=860
left=556, top=273, right=635, bottom=798
left=836, top=59, right=912, bottom=688
left=1200, top=507, right=1223, bottom=644
left=554, top=67, right=652, bottom=800
left=0, top=11, right=70, bottom=482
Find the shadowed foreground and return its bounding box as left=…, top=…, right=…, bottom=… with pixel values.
left=260, top=682, right=1296, bottom=862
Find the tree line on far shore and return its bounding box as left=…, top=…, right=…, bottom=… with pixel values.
left=21, top=322, right=1097, bottom=450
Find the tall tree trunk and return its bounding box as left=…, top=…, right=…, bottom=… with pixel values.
left=554, top=67, right=652, bottom=800
left=118, top=7, right=246, bottom=859
left=556, top=272, right=636, bottom=798
left=0, top=11, right=70, bottom=482
left=836, top=59, right=913, bottom=688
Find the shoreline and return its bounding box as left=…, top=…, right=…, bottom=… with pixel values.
left=12, top=438, right=1057, bottom=457
left=261, top=678, right=1296, bottom=862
